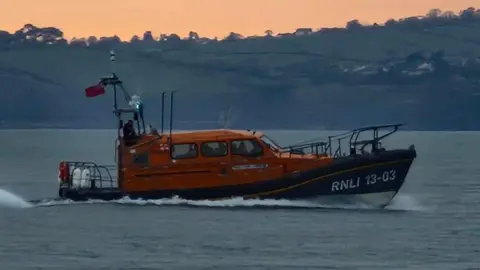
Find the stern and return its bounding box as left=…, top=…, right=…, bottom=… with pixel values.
left=57, top=161, right=124, bottom=201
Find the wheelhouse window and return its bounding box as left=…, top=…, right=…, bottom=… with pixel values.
left=231, top=139, right=263, bottom=157
left=201, top=141, right=228, bottom=157
left=171, top=143, right=198, bottom=159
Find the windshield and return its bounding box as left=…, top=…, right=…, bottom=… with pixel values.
left=260, top=135, right=281, bottom=151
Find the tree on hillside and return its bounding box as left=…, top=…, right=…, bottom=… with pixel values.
left=158, top=33, right=183, bottom=47
left=426, top=8, right=442, bottom=18
left=346, top=20, right=362, bottom=29
left=11, top=24, right=64, bottom=44
left=165, top=34, right=181, bottom=42
left=13, top=24, right=37, bottom=39
left=70, top=37, right=87, bottom=47
left=223, top=32, right=243, bottom=41
left=441, top=11, right=457, bottom=19
left=92, top=36, right=122, bottom=49
left=188, top=31, right=200, bottom=41
left=130, top=35, right=141, bottom=44
left=143, top=31, right=155, bottom=43
left=385, top=19, right=398, bottom=26
left=86, top=36, right=98, bottom=46
left=460, top=7, right=477, bottom=19
left=40, top=27, right=67, bottom=44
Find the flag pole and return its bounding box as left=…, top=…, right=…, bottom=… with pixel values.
left=110, top=50, right=118, bottom=114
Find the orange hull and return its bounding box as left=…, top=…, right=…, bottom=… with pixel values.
left=57, top=126, right=417, bottom=208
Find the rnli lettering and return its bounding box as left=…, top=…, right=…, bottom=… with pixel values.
left=331, top=169, right=397, bottom=192
left=331, top=178, right=361, bottom=192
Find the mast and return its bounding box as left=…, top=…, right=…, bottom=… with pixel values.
left=110, top=50, right=120, bottom=135
left=168, top=91, right=175, bottom=147
left=161, top=91, right=166, bottom=134
left=169, top=91, right=174, bottom=138
left=109, top=50, right=124, bottom=189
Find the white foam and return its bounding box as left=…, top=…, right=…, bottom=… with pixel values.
left=34, top=194, right=427, bottom=212
left=385, top=194, right=429, bottom=212
left=0, top=189, right=33, bottom=209
left=35, top=196, right=322, bottom=208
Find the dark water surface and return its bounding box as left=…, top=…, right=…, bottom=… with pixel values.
left=0, top=129, right=479, bottom=269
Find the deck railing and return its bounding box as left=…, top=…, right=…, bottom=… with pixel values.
left=63, top=161, right=118, bottom=189
left=278, top=124, right=403, bottom=158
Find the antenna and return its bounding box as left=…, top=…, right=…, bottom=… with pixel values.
left=169, top=91, right=176, bottom=141
left=161, top=91, right=166, bottom=134
left=109, top=50, right=119, bottom=114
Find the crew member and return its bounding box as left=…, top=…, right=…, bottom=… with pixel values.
left=123, top=120, right=137, bottom=146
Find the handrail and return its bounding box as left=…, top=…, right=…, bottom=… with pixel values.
left=277, top=123, right=404, bottom=158
left=63, top=161, right=117, bottom=189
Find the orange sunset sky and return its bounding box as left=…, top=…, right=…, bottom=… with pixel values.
left=0, top=0, right=478, bottom=41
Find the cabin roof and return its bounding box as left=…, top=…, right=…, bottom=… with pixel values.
left=169, top=129, right=264, bottom=141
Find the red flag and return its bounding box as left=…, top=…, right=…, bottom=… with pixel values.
left=85, top=84, right=106, bottom=98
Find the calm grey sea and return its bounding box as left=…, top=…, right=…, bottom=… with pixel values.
left=0, top=129, right=479, bottom=270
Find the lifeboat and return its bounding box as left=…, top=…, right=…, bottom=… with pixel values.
left=56, top=52, right=417, bottom=209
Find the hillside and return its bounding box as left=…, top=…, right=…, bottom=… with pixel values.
left=0, top=7, right=480, bottom=130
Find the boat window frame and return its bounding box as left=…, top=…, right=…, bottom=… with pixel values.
left=230, top=138, right=264, bottom=158
left=259, top=135, right=282, bottom=152
left=200, top=141, right=229, bottom=158
left=171, top=142, right=199, bottom=160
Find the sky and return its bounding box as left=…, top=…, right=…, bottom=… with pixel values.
left=0, top=0, right=478, bottom=41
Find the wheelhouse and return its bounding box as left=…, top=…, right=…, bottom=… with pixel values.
left=161, top=131, right=272, bottom=160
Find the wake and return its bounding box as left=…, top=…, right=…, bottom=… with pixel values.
left=0, top=188, right=427, bottom=212
left=0, top=189, right=33, bottom=208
